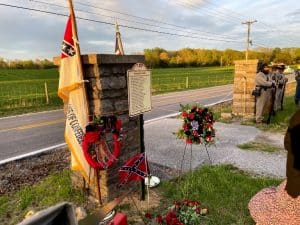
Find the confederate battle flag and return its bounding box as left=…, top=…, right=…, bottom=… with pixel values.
left=118, top=152, right=149, bottom=186
left=58, top=15, right=90, bottom=181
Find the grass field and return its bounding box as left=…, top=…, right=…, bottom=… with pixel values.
left=0, top=165, right=281, bottom=225
left=152, top=66, right=233, bottom=93
left=0, top=66, right=234, bottom=117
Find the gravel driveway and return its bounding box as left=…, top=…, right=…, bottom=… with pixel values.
left=145, top=118, right=286, bottom=180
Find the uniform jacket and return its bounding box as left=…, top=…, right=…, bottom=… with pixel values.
left=255, top=72, right=273, bottom=89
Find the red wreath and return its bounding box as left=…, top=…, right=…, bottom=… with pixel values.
left=82, top=118, right=122, bottom=170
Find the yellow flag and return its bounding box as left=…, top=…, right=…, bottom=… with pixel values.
left=58, top=15, right=90, bottom=181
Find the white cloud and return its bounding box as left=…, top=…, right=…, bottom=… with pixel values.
left=0, top=0, right=299, bottom=59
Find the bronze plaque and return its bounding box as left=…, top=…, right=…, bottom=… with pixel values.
left=127, top=64, right=152, bottom=117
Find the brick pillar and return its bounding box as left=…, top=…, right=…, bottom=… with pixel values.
left=83, top=54, right=145, bottom=203
left=232, top=60, right=259, bottom=117
left=55, top=54, right=145, bottom=203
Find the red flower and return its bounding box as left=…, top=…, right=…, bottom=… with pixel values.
left=192, top=130, right=198, bottom=135
left=183, top=124, right=189, bottom=131
left=206, top=136, right=213, bottom=142
left=145, top=213, right=152, bottom=219
left=156, top=215, right=164, bottom=224
left=169, top=210, right=176, bottom=218
left=171, top=217, right=180, bottom=225
left=195, top=207, right=201, bottom=214
left=188, top=113, right=195, bottom=120
left=186, top=138, right=192, bottom=144
left=182, top=111, right=188, bottom=118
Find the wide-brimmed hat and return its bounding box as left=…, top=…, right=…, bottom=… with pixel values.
left=272, top=63, right=286, bottom=69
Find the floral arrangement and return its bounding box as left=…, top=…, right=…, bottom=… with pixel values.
left=176, top=104, right=215, bottom=145
left=145, top=199, right=209, bottom=225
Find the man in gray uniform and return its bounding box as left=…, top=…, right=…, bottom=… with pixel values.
left=273, top=63, right=288, bottom=111
left=255, top=63, right=275, bottom=123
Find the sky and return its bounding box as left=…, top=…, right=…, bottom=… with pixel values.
left=0, top=0, right=299, bottom=60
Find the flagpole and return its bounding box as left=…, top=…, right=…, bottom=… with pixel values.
left=66, top=0, right=90, bottom=129
left=145, top=152, right=150, bottom=209
left=67, top=0, right=99, bottom=201
left=139, top=114, right=146, bottom=201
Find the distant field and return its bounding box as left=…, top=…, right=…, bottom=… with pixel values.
left=0, top=66, right=234, bottom=117
left=152, top=66, right=233, bottom=93
left=0, top=68, right=61, bottom=117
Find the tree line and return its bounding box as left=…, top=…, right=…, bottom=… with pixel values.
left=0, top=58, right=55, bottom=69
left=1, top=47, right=299, bottom=69
left=144, top=47, right=300, bottom=68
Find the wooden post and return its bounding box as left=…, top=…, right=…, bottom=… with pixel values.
left=185, top=77, right=189, bottom=89
left=139, top=114, right=146, bottom=201
left=44, top=82, right=49, bottom=104
left=95, top=169, right=102, bottom=205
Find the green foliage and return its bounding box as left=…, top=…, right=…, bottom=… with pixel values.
left=0, top=59, right=56, bottom=69
left=160, top=165, right=281, bottom=225
left=0, top=170, right=85, bottom=225
left=258, top=96, right=300, bottom=132
left=144, top=47, right=300, bottom=68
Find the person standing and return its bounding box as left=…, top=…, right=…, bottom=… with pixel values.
left=295, top=69, right=300, bottom=105
left=273, top=63, right=288, bottom=111
left=254, top=63, right=275, bottom=124
left=248, top=109, right=300, bottom=225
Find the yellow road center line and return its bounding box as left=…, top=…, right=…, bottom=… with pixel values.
left=0, top=119, right=65, bottom=133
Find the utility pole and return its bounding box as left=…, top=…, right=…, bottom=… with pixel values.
left=242, top=20, right=257, bottom=61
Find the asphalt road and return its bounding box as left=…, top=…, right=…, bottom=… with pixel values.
left=0, top=84, right=232, bottom=161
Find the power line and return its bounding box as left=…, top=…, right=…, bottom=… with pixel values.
left=74, top=0, right=241, bottom=40
left=28, top=0, right=243, bottom=42
left=0, top=3, right=244, bottom=44
left=179, top=0, right=299, bottom=44
left=242, top=20, right=257, bottom=60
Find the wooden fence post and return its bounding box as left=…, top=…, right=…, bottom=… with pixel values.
left=44, top=82, right=49, bottom=104
left=185, top=77, right=189, bottom=89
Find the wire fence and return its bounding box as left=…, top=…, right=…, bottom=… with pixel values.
left=152, top=73, right=233, bottom=94
left=0, top=79, right=61, bottom=110
left=0, top=70, right=234, bottom=111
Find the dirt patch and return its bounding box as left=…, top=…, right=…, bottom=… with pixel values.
left=116, top=188, right=163, bottom=224
left=0, top=148, right=70, bottom=195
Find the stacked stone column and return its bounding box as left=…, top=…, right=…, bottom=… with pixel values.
left=232, top=60, right=258, bottom=117
left=56, top=54, right=145, bottom=203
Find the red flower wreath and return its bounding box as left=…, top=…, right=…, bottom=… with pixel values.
left=177, top=104, right=215, bottom=145
left=82, top=115, right=122, bottom=170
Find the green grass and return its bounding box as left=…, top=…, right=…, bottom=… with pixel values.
left=0, top=68, right=62, bottom=117
left=0, top=68, right=58, bottom=81
left=152, top=66, right=233, bottom=94
left=158, top=165, right=281, bottom=225
left=0, top=165, right=282, bottom=225
left=0, top=66, right=233, bottom=117
left=253, top=96, right=300, bottom=132
left=0, top=170, right=85, bottom=225
left=211, top=103, right=233, bottom=123
left=237, top=141, right=282, bottom=153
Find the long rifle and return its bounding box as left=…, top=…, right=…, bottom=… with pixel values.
left=267, top=86, right=276, bottom=124
left=280, top=81, right=286, bottom=111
